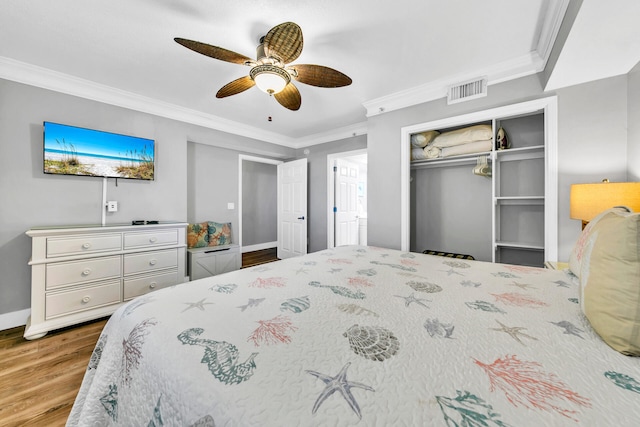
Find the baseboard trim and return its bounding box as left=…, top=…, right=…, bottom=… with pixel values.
left=241, top=241, right=277, bottom=253
left=0, top=308, right=30, bottom=331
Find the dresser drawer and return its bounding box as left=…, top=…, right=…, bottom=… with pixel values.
left=124, top=270, right=178, bottom=300
left=124, top=249, right=177, bottom=275
left=46, top=280, right=121, bottom=319
left=46, top=233, right=121, bottom=258
left=46, top=256, right=121, bottom=290
left=124, top=229, right=178, bottom=249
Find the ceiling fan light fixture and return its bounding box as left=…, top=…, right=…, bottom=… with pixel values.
left=250, top=64, right=290, bottom=94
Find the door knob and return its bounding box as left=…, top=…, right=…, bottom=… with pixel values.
left=297, top=216, right=305, bottom=220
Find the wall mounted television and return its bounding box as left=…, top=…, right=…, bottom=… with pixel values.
left=43, top=121, right=155, bottom=181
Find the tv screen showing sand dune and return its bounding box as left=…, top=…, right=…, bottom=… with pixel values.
left=43, top=121, right=155, bottom=180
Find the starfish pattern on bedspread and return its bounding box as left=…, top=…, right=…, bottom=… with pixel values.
left=182, top=298, right=214, bottom=313
left=506, top=281, right=537, bottom=291
left=306, top=362, right=374, bottom=419
left=490, top=320, right=538, bottom=345
left=394, top=292, right=430, bottom=308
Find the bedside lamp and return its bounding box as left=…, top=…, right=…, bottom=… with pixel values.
left=570, top=180, right=640, bottom=229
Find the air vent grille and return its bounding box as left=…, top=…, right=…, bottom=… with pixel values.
left=447, top=78, right=487, bottom=105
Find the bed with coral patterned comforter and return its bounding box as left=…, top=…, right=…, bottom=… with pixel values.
left=67, top=246, right=640, bottom=426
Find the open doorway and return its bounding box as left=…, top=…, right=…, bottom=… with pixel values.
left=327, top=150, right=367, bottom=248
left=238, top=155, right=281, bottom=254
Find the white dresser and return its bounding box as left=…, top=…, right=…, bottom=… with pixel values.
left=24, top=222, right=187, bottom=339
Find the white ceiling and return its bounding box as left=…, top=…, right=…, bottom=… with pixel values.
left=544, top=0, right=640, bottom=91
left=0, top=0, right=570, bottom=147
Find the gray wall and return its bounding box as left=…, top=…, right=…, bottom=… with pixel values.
left=0, top=78, right=294, bottom=319
left=554, top=75, right=628, bottom=257
left=628, top=62, right=640, bottom=181
left=187, top=143, right=239, bottom=242
left=294, top=135, right=367, bottom=253
left=242, top=160, right=277, bottom=246
left=367, top=73, right=631, bottom=262
left=411, top=166, right=492, bottom=261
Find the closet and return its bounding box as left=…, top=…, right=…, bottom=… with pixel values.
left=401, top=97, right=558, bottom=267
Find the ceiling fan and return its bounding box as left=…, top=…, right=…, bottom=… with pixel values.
left=175, top=22, right=352, bottom=111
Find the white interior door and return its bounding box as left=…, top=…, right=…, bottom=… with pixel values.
left=277, top=158, right=308, bottom=259
left=335, top=159, right=359, bottom=246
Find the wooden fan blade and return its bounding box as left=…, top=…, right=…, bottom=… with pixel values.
left=274, top=83, right=301, bottom=111
left=216, top=76, right=256, bottom=98
left=175, top=38, right=252, bottom=65
left=291, top=64, right=352, bottom=88
left=263, top=22, right=303, bottom=64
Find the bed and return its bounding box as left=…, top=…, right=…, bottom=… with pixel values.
left=67, top=244, right=640, bottom=426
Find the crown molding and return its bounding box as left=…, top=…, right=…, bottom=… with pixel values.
left=292, top=121, right=368, bottom=149
left=0, top=57, right=301, bottom=147
left=0, top=56, right=369, bottom=149
left=363, top=0, right=568, bottom=117
left=536, top=0, right=571, bottom=63
left=362, top=52, right=544, bottom=117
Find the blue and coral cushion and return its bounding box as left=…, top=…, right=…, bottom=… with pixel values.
left=187, top=222, right=209, bottom=248
left=208, top=221, right=232, bottom=246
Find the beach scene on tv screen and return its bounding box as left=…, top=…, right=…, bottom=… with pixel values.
left=43, top=122, right=154, bottom=180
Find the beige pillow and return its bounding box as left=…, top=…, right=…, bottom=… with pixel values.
left=411, top=130, right=439, bottom=148
left=568, top=207, right=628, bottom=278
left=579, top=209, right=640, bottom=355
left=431, top=124, right=493, bottom=148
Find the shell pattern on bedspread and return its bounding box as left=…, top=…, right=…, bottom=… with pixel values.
left=407, top=280, right=443, bottom=293
left=343, top=324, right=399, bottom=361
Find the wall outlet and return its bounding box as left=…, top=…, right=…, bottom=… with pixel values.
left=107, top=201, right=118, bottom=212
left=227, top=202, right=235, bottom=210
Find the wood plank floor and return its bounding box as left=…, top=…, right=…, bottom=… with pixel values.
left=0, top=318, right=108, bottom=427
left=0, top=248, right=279, bottom=426
left=241, top=247, right=279, bottom=268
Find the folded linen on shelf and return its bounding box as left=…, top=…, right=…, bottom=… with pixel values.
left=431, top=124, right=492, bottom=148
left=440, top=139, right=493, bottom=157
left=425, top=146, right=441, bottom=159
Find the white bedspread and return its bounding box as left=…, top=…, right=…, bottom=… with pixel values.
left=67, top=246, right=640, bottom=426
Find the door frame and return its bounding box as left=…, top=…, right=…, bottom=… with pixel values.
left=327, top=149, right=367, bottom=248
left=238, top=154, right=282, bottom=253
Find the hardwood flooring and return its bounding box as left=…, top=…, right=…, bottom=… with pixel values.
left=241, top=247, right=279, bottom=268
left=0, top=248, right=279, bottom=426
left=0, top=318, right=108, bottom=427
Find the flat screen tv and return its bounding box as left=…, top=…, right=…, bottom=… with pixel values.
left=43, top=121, right=155, bottom=181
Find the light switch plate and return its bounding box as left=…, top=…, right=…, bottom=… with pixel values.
left=227, top=202, right=234, bottom=210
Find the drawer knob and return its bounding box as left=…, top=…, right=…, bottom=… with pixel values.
left=81, top=268, right=92, bottom=276
left=149, top=259, right=157, bottom=266
left=81, top=296, right=91, bottom=304
left=149, top=237, right=158, bottom=243
left=82, top=242, right=92, bottom=249
left=149, top=282, right=157, bottom=289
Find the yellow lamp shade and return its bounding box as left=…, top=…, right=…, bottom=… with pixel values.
left=570, top=181, right=640, bottom=222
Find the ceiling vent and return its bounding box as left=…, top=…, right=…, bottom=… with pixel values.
left=447, top=77, right=487, bottom=105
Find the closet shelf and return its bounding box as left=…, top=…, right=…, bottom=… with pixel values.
left=410, top=151, right=492, bottom=169
left=495, top=145, right=544, bottom=162
left=495, top=241, right=544, bottom=250
left=495, top=196, right=544, bottom=205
